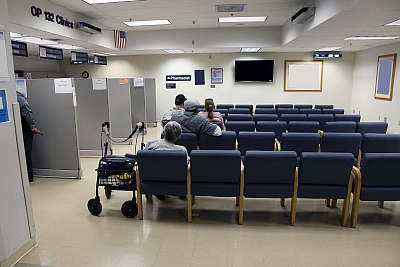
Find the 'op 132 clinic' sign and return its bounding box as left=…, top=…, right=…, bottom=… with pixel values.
left=31, top=5, right=74, bottom=29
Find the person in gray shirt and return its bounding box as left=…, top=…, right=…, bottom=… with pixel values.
left=161, top=94, right=186, bottom=126
left=171, top=99, right=221, bottom=136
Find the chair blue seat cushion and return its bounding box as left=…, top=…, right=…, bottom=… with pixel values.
left=140, top=181, right=187, bottom=196
left=298, top=185, right=348, bottom=199
left=360, top=187, right=400, bottom=201
left=245, top=184, right=293, bottom=198
left=192, top=182, right=239, bottom=197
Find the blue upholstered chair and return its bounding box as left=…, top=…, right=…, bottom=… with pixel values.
left=323, top=121, right=357, bottom=133
left=280, top=114, right=307, bottom=125
left=241, top=151, right=297, bottom=224
left=287, top=121, right=319, bottom=133
left=235, top=104, right=253, bottom=113
left=307, top=114, right=334, bottom=131
left=211, top=121, right=223, bottom=129
left=175, top=132, right=198, bottom=155
left=350, top=153, right=400, bottom=228
left=322, top=109, right=345, bottom=115
left=225, top=121, right=256, bottom=138
left=253, top=114, right=279, bottom=123
left=275, top=104, right=293, bottom=109
left=255, top=108, right=277, bottom=114
left=299, top=108, right=322, bottom=115
left=136, top=150, right=189, bottom=221
left=358, top=133, right=400, bottom=167
left=229, top=108, right=252, bottom=114
left=214, top=108, right=228, bottom=118
left=356, top=122, right=388, bottom=135
left=217, top=104, right=234, bottom=110
left=321, top=133, right=362, bottom=166
left=238, top=132, right=275, bottom=161
left=314, top=104, right=334, bottom=109
left=256, top=104, right=274, bottom=109
left=199, top=131, right=237, bottom=150
left=334, top=114, right=361, bottom=122
left=291, top=152, right=355, bottom=226
left=280, top=133, right=321, bottom=165
left=256, top=121, right=287, bottom=144
left=188, top=150, right=243, bottom=223
left=226, top=114, right=253, bottom=121
left=276, top=108, right=299, bottom=120
left=294, top=104, right=312, bottom=109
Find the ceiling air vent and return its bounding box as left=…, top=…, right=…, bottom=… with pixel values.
left=215, top=4, right=247, bottom=13
left=76, top=22, right=102, bottom=34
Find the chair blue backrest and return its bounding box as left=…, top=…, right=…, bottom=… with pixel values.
left=253, top=114, right=278, bottom=123
left=360, top=133, right=400, bottom=153
left=334, top=114, right=361, bottom=122
left=238, top=132, right=275, bottom=157
left=314, top=104, right=334, bottom=109
left=214, top=108, right=228, bottom=118
left=299, top=108, right=322, bottom=115
left=322, top=109, right=345, bottom=115
left=256, top=104, right=274, bottom=109
left=256, top=121, right=287, bottom=141
left=321, top=133, right=362, bottom=165
left=280, top=114, right=307, bottom=125
left=235, top=104, right=253, bottom=113
left=356, top=122, right=388, bottom=135
left=244, top=151, right=297, bottom=198
left=228, top=108, right=252, bottom=114
left=226, top=114, right=253, bottom=121
left=277, top=108, right=299, bottom=120
left=307, top=114, right=334, bottom=130
left=275, top=104, right=293, bottom=109
left=190, top=150, right=242, bottom=196
left=199, top=131, right=237, bottom=150
left=323, top=121, right=357, bottom=133
left=280, top=133, right=321, bottom=165
left=226, top=121, right=256, bottom=138
left=294, top=104, right=312, bottom=109
left=255, top=108, right=276, bottom=114
left=211, top=121, right=223, bottom=129
left=217, top=104, right=234, bottom=110
left=287, top=121, right=319, bottom=133
left=175, top=132, right=198, bottom=155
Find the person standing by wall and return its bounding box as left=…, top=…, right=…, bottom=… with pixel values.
left=17, top=91, right=40, bottom=182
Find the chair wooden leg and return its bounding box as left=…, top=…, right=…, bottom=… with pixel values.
left=136, top=170, right=143, bottom=220
left=350, top=167, right=361, bottom=228
left=238, top=171, right=244, bottom=225
left=187, top=171, right=192, bottom=222
left=192, top=195, right=195, bottom=205
left=280, top=198, right=285, bottom=207
left=236, top=196, right=239, bottom=206
left=325, top=199, right=331, bottom=207
left=341, top=175, right=353, bottom=227
left=377, top=201, right=384, bottom=208
left=290, top=170, right=299, bottom=226
left=147, top=195, right=153, bottom=202
left=332, top=199, right=338, bottom=208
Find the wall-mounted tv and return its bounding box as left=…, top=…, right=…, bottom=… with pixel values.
left=235, top=60, right=274, bottom=82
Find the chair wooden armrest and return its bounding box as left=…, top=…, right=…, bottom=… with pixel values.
left=290, top=167, right=299, bottom=226
left=275, top=138, right=281, bottom=151
left=350, top=166, right=362, bottom=228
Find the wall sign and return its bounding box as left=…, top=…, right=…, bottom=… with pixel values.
left=166, top=75, right=191, bottom=81
left=31, top=5, right=74, bottom=29
left=11, top=41, right=28, bottom=57
left=39, top=45, right=63, bottom=60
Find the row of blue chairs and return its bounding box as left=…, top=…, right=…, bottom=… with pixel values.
left=205, top=104, right=335, bottom=111
left=135, top=149, right=400, bottom=227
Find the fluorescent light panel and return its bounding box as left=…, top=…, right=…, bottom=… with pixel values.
left=124, top=20, right=171, bottom=26
left=11, top=33, right=84, bottom=50
left=315, top=47, right=342, bottom=51
left=385, top=19, right=400, bottom=26
left=164, top=50, right=185, bottom=54
left=240, top=48, right=260, bottom=52
left=83, top=0, right=136, bottom=4
left=92, top=52, right=116, bottom=56
left=344, top=36, right=399, bottom=40
left=219, top=16, right=267, bottom=23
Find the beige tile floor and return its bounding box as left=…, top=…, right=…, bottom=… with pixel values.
left=18, top=124, right=400, bottom=267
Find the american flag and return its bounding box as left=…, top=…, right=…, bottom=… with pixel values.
left=114, top=30, right=126, bottom=49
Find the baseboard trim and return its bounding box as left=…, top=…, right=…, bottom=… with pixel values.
left=0, top=237, right=37, bottom=267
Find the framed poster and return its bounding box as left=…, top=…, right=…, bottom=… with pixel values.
left=211, top=68, right=223, bottom=84
left=374, top=54, right=397, bottom=101
left=284, top=60, right=323, bottom=92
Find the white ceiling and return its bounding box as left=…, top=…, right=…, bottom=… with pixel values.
left=8, top=0, right=400, bottom=57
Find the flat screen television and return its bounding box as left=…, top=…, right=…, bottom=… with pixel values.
left=235, top=60, right=274, bottom=82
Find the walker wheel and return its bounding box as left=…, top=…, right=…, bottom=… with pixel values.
left=105, top=189, right=112, bottom=199
left=87, top=198, right=102, bottom=216
left=121, top=200, right=138, bottom=218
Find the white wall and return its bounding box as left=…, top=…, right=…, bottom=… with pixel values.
left=60, top=52, right=355, bottom=119
left=351, top=43, right=400, bottom=134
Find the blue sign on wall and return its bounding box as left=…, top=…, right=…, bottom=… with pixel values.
left=0, top=89, right=9, bottom=124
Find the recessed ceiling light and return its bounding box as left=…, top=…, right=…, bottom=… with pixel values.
left=385, top=19, right=400, bottom=26
left=219, top=16, right=267, bottom=23
left=49, top=44, right=84, bottom=50
left=83, top=0, right=138, bottom=4
left=123, top=20, right=171, bottom=26
left=10, top=32, right=23, bottom=38
left=164, top=50, right=185, bottom=54
left=344, top=36, right=399, bottom=40
left=240, top=48, right=260, bottom=52
left=315, top=47, right=342, bottom=51
left=92, top=52, right=116, bottom=56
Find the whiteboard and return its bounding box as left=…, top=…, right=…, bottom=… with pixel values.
left=284, top=60, right=323, bottom=92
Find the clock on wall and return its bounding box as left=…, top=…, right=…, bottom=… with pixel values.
left=82, top=71, right=89, bottom=78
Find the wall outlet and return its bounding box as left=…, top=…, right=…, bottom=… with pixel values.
left=353, top=110, right=355, bottom=113
left=384, top=117, right=387, bottom=122
left=378, top=115, right=380, bottom=120
left=210, top=84, right=215, bottom=88
left=398, top=120, right=400, bottom=126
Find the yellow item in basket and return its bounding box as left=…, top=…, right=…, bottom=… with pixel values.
left=116, top=173, right=132, bottom=180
